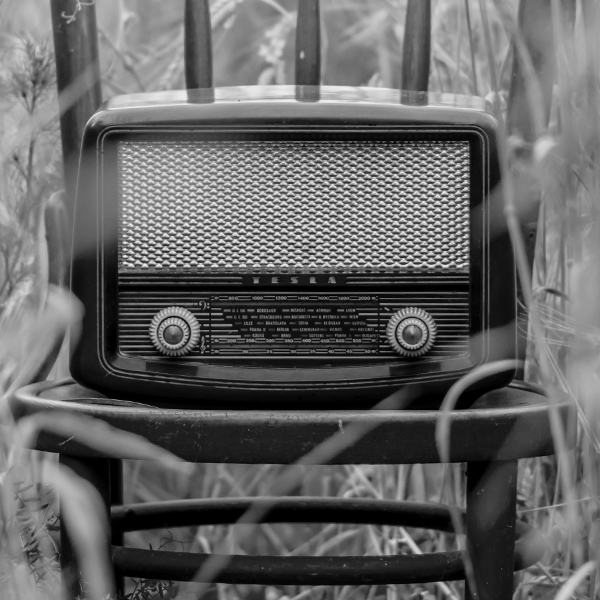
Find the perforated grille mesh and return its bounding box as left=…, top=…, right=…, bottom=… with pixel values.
left=118, top=139, right=470, bottom=273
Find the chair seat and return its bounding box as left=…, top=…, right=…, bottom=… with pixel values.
left=12, top=379, right=569, bottom=592
left=11, top=379, right=575, bottom=464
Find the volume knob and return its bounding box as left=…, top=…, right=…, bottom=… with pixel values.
left=386, top=307, right=437, bottom=357
left=149, top=307, right=200, bottom=357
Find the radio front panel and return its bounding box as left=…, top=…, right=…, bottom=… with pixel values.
left=111, top=129, right=479, bottom=371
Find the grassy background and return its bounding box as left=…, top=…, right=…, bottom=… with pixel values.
left=0, top=1, right=597, bottom=599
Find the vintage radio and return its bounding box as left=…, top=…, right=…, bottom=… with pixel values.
left=70, top=85, right=516, bottom=408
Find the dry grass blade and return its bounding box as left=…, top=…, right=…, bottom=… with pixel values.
left=463, top=0, right=479, bottom=95
left=491, top=0, right=549, bottom=142
left=435, top=359, right=523, bottom=465
left=397, top=527, right=459, bottom=600
left=554, top=561, right=596, bottom=600
left=0, top=286, right=81, bottom=406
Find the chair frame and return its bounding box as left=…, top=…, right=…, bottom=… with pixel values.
left=12, top=379, right=575, bottom=599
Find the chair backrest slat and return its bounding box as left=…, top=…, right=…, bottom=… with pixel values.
left=184, top=0, right=213, bottom=89
left=295, top=0, right=321, bottom=86
left=401, top=0, right=431, bottom=92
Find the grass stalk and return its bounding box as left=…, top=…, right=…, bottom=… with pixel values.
left=463, top=0, right=479, bottom=95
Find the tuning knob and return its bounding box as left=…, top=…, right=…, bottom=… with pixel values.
left=386, top=307, right=437, bottom=357
left=149, top=306, right=200, bottom=357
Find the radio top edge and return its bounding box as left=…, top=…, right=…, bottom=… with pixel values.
left=84, top=85, right=498, bottom=132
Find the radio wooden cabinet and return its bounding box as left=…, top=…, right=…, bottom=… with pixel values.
left=71, top=87, right=515, bottom=408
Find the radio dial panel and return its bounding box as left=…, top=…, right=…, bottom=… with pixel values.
left=121, top=290, right=466, bottom=361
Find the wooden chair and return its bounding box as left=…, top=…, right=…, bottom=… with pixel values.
left=12, top=379, right=574, bottom=599
left=12, top=1, right=570, bottom=599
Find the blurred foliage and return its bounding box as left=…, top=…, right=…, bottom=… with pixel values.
left=0, top=36, right=61, bottom=316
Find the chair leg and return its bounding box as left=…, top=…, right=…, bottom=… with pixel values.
left=465, top=460, right=518, bottom=600
left=110, top=458, right=125, bottom=597
left=59, top=455, right=115, bottom=600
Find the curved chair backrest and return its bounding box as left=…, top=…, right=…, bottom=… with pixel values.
left=49, top=0, right=554, bottom=213
left=182, top=0, right=432, bottom=91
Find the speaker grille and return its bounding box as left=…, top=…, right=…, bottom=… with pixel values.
left=118, top=139, right=470, bottom=273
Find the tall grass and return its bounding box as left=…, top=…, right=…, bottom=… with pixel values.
left=0, top=0, right=598, bottom=599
